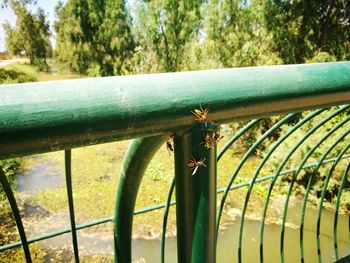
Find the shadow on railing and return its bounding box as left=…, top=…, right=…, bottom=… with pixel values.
left=0, top=62, right=350, bottom=262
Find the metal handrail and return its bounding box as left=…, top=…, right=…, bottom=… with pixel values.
left=0, top=62, right=349, bottom=158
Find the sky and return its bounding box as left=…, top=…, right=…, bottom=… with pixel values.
left=0, top=0, right=66, bottom=52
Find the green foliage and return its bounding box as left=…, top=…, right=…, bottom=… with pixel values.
left=261, top=106, right=350, bottom=211
left=0, top=61, right=79, bottom=83
left=264, top=0, right=350, bottom=63
left=0, top=246, right=47, bottom=263
left=52, top=0, right=350, bottom=75
left=202, top=0, right=282, bottom=68
left=0, top=159, right=21, bottom=248
left=0, top=158, right=21, bottom=214
left=54, top=0, right=135, bottom=76
left=132, top=0, right=202, bottom=72
left=3, top=1, right=51, bottom=69
left=0, top=67, right=36, bottom=84
left=0, top=159, right=21, bottom=179
left=0, top=0, right=36, bottom=8
left=307, top=51, right=337, bottom=63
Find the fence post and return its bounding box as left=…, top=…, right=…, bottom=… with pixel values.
left=174, top=124, right=217, bottom=263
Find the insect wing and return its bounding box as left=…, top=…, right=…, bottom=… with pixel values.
left=192, top=165, right=199, bottom=176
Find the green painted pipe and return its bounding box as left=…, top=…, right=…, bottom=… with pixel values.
left=114, top=135, right=165, bottom=263
left=64, top=150, right=79, bottom=262
left=161, top=177, right=175, bottom=263
left=174, top=124, right=217, bottom=263
left=0, top=62, right=350, bottom=158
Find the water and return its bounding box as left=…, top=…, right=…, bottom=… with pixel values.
left=17, top=162, right=63, bottom=192
left=128, top=204, right=350, bottom=263
left=21, top=198, right=350, bottom=262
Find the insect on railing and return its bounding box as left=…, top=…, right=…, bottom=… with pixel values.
left=0, top=62, right=350, bottom=263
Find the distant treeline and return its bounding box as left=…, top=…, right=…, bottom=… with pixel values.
left=2, top=0, right=350, bottom=75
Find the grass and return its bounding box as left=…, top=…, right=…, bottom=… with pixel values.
left=0, top=61, right=83, bottom=84
left=20, top=137, right=269, bottom=238
left=37, top=71, right=83, bottom=81
left=0, top=63, right=37, bottom=84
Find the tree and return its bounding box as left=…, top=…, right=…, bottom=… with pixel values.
left=264, top=0, right=350, bottom=64
left=54, top=0, right=135, bottom=76
left=0, top=0, right=35, bottom=8
left=3, top=1, right=51, bottom=66
left=202, top=0, right=281, bottom=68
left=132, top=0, right=202, bottom=72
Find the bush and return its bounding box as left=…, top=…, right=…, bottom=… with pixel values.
left=0, top=67, right=37, bottom=84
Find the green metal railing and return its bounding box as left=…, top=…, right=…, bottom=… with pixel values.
left=0, top=62, right=350, bottom=262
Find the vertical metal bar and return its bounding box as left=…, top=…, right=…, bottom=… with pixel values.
left=65, top=150, right=79, bottom=262
left=0, top=167, right=32, bottom=262
left=174, top=124, right=217, bottom=263
left=161, top=177, right=176, bottom=263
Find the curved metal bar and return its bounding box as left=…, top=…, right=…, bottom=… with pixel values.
left=299, top=129, right=350, bottom=262
left=64, top=150, right=79, bottom=262
left=217, top=119, right=261, bottom=161
left=216, top=155, right=350, bottom=194
left=257, top=105, right=349, bottom=263
left=237, top=112, right=317, bottom=262
left=114, top=135, right=166, bottom=263
left=160, top=177, right=175, bottom=263
left=0, top=167, right=32, bottom=262
left=333, top=163, right=350, bottom=260
left=216, top=113, right=298, bottom=252
left=234, top=108, right=325, bottom=263
left=280, top=113, right=350, bottom=263
left=316, top=143, right=350, bottom=263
